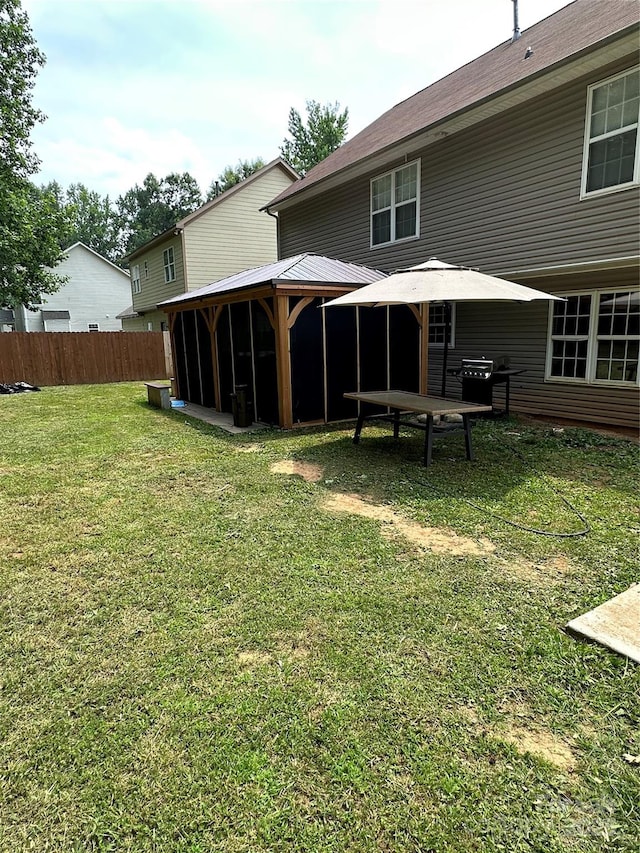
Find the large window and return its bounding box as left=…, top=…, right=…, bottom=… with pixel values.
left=547, top=289, right=639, bottom=385
left=582, top=67, right=639, bottom=197
left=163, top=247, right=176, bottom=283
left=428, top=303, right=456, bottom=348
left=131, top=264, right=141, bottom=294
left=371, top=161, right=419, bottom=246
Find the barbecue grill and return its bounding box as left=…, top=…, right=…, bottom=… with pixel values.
left=450, top=357, right=524, bottom=414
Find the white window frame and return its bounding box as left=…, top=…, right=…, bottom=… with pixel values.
left=370, top=159, right=420, bottom=248
left=428, top=303, right=456, bottom=349
left=131, top=264, right=141, bottom=294
left=580, top=66, right=640, bottom=200
left=163, top=247, right=176, bottom=283
left=143, top=261, right=149, bottom=279
left=88, top=323, right=100, bottom=332
left=545, top=287, right=639, bottom=387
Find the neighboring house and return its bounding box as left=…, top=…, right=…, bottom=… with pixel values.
left=121, top=157, right=299, bottom=332
left=266, top=1, right=640, bottom=429
left=14, top=242, right=131, bottom=333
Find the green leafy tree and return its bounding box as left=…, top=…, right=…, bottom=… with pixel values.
left=117, top=171, right=203, bottom=255
left=207, top=157, right=265, bottom=200
left=64, top=183, right=119, bottom=261
left=0, top=0, right=66, bottom=308
left=280, top=100, right=348, bottom=176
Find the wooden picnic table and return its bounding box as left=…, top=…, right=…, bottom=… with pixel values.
left=343, top=390, right=492, bottom=467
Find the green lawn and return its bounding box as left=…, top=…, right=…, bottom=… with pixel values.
left=1, top=382, right=638, bottom=852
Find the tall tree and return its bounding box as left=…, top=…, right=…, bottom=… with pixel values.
left=0, top=0, right=66, bottom=308
left=280, top=100, right=348, bottom=176
left=207, top=157, right=265, bottom=200
left=65, top=183, right=119, bottom=261
left=117, top=172, right=202, bottom=256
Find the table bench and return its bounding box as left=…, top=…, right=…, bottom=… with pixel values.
left=145, top=382, right=171, bottom=410
left=344, top=390, right=492, bottom=467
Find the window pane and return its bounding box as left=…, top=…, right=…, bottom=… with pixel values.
left=606, top=77, right=625, bottom=107
left=591, top=109, right=606, bottom=138
left=622, top=96, right=639, bottom=128
left=372, top=209, right=391, bottom=245
left=395, top=164, right=417, bottom=204
left=592, top=85, right=608, bottom=113
left=606, top=103, right=623, bottom=134
left=587, top=130, right=637, bottom=191
left=372, top=175, right=391, bottom=211
left=395, top=201, right=417, bottom=239
left=626, top=72, right=640, bottom=100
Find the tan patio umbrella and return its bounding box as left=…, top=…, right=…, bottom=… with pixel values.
left=323, top=258, right=563, bottom=396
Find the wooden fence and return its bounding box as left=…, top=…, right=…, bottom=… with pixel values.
left=0, top=332, right=170, bottom=386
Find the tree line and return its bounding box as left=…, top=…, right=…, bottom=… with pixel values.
left=0, top=0, right=349, bottom=309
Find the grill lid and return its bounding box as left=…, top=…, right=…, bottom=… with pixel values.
left=460, top=358, right=494, bottom=379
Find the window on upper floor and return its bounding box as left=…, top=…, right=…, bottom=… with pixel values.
left=581, top=67, right=639, bottom=198
left=428, top=303, right=456, bottom=348
left=144, top=261, right=149, bottom=279
left=546, top=288, right=639, bottom=385
left=88, top=323, right=100, bottom=332
left=371, top=160, right=420, bottom=247
left=131, top=264, right=141, bottom=294
left=163, top=247, right=176, bottom=283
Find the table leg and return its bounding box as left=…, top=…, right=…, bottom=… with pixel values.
left=463, top=413, right=474, bottom=460
left=392, top=408, right=400, bottom=439
left=424, top=415, right=434, bottom=466
left=353, top=411, right=365, bottom=444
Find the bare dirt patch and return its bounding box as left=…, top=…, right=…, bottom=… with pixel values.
left=502, top=554, right=575, bottom=584
left=502, top=726, right=576, bottom=772
left=271, top=460, right=324, bottom=483
left=322, top=492, right=494, bottom=556
left=237, top=650, right=272, bottom=667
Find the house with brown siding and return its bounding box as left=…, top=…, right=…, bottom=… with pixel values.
left=266, top=1, right=639, bottom=429
left=121, top=158, right=298, bottom=331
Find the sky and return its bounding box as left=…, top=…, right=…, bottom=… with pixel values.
left=23, top=0, right=573, bottom=200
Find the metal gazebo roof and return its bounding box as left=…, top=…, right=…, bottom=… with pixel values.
left=159, top=254, right=387, bottom=307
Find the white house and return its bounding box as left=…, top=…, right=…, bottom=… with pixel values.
left=14, top=242, right=131, bottom=332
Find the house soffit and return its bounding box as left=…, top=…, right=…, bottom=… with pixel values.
left=272, top=32, right=639, bottom=212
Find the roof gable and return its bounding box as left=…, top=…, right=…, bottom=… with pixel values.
left=269, top=0, right=639, bottom=209
left=126, top=157, right=299, bottom=261
left=62, top=242, right=130, bottom=278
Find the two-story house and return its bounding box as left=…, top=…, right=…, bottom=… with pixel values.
left=120, top=157, right=299, bottom=332
left=14, top=242, right=131, bottom=332
left=265, top=0, right=639, bottom=429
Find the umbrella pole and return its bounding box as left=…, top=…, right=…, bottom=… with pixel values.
left=441, top=301, right=451, bottom=397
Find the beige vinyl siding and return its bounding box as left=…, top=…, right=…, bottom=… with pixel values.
left=278, top=56, right=639, bottom=275
left=428, top=267, right=639, bottom=429
left=131, top=238, right=184, bottom=313
left=122, top=309, right=168, bottom=332
left=183, top=168, right=293, bottom=291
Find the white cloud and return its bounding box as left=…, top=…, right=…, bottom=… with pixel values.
left=26, top=0, right=572, bottom=197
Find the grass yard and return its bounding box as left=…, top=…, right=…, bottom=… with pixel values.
left=0, top=382, right=638, bottom=853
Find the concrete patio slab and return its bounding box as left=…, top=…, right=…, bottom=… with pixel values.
left=566, top=584, right=640, bottom=663
left=179, top=401, right=270, bottom=435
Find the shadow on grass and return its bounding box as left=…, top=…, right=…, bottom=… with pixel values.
left=138, top=397, right=638, bottom=538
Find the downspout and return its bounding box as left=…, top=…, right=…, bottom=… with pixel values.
left=264, top=206, right=281, bottom=261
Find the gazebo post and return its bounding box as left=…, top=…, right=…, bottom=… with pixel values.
left=420, top=304, right=429, bottom=396
left=274, top=293, right=293, bottom=429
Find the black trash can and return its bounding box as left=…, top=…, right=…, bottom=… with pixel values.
left=230, top=384, right=253, bottom=427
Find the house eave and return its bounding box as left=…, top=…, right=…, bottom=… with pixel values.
left=269, top=28, right=639, bottom=213
left=502, top=255, right=640, bottom=280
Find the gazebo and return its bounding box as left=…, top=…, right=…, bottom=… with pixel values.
left=159, top=254, right=429, bottom=429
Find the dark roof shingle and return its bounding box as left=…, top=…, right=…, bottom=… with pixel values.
left=269, top=0, right=639, bottom=209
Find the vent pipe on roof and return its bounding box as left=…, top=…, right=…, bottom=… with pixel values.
left=511, top=0, right=521, bottom=41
